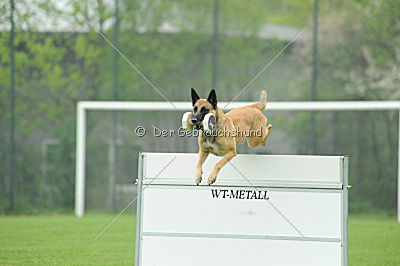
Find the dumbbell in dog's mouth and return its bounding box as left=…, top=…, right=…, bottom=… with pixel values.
left=182, top=111, right=216, bottom=132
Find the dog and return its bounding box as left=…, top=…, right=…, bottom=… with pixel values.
left=187, top=88, right=272, bottom=185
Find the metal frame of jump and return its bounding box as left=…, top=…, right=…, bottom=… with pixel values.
left=74, top=100, right=400, bottom=222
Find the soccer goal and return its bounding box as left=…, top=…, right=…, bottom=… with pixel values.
left=74, top=100, right=400, bottom=221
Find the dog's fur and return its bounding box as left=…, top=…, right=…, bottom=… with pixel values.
left=188, top=88, right=272, bottom=185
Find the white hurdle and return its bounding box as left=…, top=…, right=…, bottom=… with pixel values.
left=135, top=152, right=349, bottom=266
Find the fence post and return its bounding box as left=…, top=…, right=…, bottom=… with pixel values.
left=310, top=0, right=319, bottom=154
left=211, top=0, right=220, bottom=89
left=8, top=0, right=16, bottom=212
left=110, top=0, right=120, bottom=211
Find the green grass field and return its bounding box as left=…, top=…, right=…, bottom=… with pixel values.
left=0, top=214, right=399, bottom=265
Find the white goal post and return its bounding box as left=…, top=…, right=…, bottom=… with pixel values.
left=74, top=100, right=400, bottom=221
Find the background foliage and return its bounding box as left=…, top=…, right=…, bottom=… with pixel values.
left=0, top=0, right=398, bottom=214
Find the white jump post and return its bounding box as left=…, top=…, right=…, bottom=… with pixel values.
left=74, top=100, right=400, bottom=221
left=135, top=153, right=349, bottom=266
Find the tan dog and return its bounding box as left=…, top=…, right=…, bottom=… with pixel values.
left=187, top=88, right=272, bottom=185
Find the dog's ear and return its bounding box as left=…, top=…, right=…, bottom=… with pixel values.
left=191, top=88, right=200, bottom=106
left=207, top=89, right=217, bottom=109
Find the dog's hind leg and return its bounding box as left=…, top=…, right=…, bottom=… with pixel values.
left=207, top=149, right=237, bottom=185
left=195, top=149, right=209, bottom=185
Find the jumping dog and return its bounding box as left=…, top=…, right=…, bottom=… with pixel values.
left=186, top=88, right=272, bottom=185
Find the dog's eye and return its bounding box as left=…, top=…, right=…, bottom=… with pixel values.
left=201, top=107, right=208, bottom=113
left=193, top=107, right=197, bottom=112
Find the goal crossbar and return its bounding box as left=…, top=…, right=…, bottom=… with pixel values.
left=75, top=100, right=400, bottom=221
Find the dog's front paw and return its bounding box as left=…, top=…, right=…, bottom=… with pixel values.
left=207, top=172, right=218, bottom=185
left=195, top=170, right=202, bottom=185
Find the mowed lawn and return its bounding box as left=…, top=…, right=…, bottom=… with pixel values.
left=0, top=214, right=399, bottom=265
left=0, top=214, right=136, bottom=265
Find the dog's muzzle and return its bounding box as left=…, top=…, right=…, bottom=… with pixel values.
left=191, top=117, right=198, bottom=124
left=181, top=112, right=216, bottom=134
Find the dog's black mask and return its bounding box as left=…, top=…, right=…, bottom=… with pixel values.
left=190, top=88, right=217, bottom=126
left=192, top=106, right=209, bottom=127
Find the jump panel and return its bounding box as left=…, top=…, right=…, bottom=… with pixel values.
left=141, top=236, right=342, bottom=266
left=142, top=153, right=343, bottom=188
left=142, top=187, right=342, bottom=238
left=136, top=153, right=348, bottom=266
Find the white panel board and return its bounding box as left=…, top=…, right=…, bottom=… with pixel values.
left=141, top=236, right=342, bottom=266
left=142, top=187, right=341, bottom=238
left=143, top=153, right=343, bottom=188
left=136, top=153, right=348, bottom=266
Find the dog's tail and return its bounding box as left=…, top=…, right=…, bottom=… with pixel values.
left=259, top=90, right=267, bottom=110
left=252, top=90, right=267, bottom=111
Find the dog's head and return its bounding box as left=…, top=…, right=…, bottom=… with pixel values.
left=190, top=88, right=217, bottom=125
